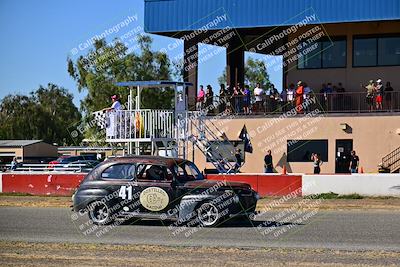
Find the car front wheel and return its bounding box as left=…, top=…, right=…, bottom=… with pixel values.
left=197, top=202, right=220, bottom=227
left=88, top=201, right=113, bottom=225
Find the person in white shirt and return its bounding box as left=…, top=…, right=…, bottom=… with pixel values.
left=253, top=83, right=264, bottom=113
left=109, top=95, right=122, bottom=111
left=286, top=83, right=295, bottom=110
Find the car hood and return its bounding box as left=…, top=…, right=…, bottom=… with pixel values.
left=183, top=179, right=252, bottom=190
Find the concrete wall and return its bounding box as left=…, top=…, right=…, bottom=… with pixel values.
left=302, top=173, right=400, bottom=196
left=286, top=21, right=400, bottom=92
left=193, top=115, right=400, bottom=174
left=0, top=172, right=85, bottom=196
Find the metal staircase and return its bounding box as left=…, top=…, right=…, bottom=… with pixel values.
left=380, top=146, right=400, bottom=173
left=187, top=112, right=238, bottom=173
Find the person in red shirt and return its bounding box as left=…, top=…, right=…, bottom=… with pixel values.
left=295, top=80, right=304, bottom=114
left=196, top=85, right=205, bottom=110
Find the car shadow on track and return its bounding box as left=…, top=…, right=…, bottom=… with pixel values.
left=119, top=218, right=303, bottom=228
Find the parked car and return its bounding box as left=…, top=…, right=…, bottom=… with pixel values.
left=54, top=160, right=100, bottom=171
left=72, top=156, right=259, bottom=227
left=48, top=155, right=97, bottom=168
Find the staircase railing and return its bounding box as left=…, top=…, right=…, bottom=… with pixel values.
left=381, top=146, right=400, bottom=173
left=188, top=112, right=237, bottom=173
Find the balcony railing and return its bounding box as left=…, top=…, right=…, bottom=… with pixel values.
left=201, top=91, right=400, bottom=115
left=105, top=109, right=175, bottom=142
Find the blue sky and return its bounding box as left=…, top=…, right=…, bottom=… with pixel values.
left=0, top=0, right=282, bottom=108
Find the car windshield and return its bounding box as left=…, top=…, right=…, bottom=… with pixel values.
left=173, top=161, right=204, bottom=181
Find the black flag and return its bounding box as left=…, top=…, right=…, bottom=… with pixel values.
left=239, top=125, right=253, bottom=153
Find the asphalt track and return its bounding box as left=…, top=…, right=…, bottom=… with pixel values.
left=0, top=207, right=399, bottom=251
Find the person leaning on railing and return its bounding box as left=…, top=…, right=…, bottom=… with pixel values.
left=103, top=95, right=122, bottom=112
left=364, top=80, right=375, bottom=112
left=242, top=85, right=251, bottom=115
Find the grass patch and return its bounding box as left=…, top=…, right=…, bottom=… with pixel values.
left=305, top=192, right=364, bottom=199
left=0, top=192, right=33, bottom=197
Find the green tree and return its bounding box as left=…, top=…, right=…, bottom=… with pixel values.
left=0, top=84, right=81, bottom=145
left=245, top=57, right=271, bottom=89
left=217, top=69, right=227, bottom=86
left=217, top=57, right=271, bottom=89
left=67, top=35, right=173, bottom=115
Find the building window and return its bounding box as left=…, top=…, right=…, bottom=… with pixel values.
left=298, top=42, right=322, bottom=69
left=353, top=36, right=400, bottom=67
left=353, top=38, right=377, bottom=66
left=322, top=39, right=347, bottom=68
left=298, top=38, right=346, bottom=69
left=378, top=37, right=400, bottom=66
left=287, top=139, right=328, bottom=162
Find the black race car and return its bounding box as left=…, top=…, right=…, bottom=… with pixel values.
left=72, top=156, right=259, bottom=227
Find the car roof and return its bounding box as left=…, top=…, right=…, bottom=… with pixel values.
left=105, top=155, right=187, bottom=167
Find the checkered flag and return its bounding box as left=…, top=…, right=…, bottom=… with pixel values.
left=93, top=110, right=107, bottom=129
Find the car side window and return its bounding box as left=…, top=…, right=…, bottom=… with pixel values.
left=136, top=164, right=168, bottom=181
left=101, top=164, right=135, bottom=180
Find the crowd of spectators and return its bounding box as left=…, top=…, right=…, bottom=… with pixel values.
left=196, top=79, right=396, bottom=114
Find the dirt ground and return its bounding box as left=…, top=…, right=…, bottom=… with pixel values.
left=1, top=194, right=400, bottom=210
left=0, top=241, right=399, bottom=267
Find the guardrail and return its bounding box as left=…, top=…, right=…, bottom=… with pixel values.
left=0, top=163, right=93, bottom=173
left=105, top=109, right=175, bottom=141
left=202, top=91, right=400, bottom=115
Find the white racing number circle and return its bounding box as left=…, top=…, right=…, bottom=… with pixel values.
left=139, top=187, right=169, bottom=211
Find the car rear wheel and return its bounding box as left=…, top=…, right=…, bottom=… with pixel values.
left=197, top=202, right=220, bottom=227
left=88, top=201, right=113, bottom=225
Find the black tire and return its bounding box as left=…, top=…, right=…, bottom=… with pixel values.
left=87, top=201, right=114, bottom=225
left=196, top=202, right=220, bottom=227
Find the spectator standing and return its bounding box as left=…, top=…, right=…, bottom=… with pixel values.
left=303, top=82, right=312, bottom=113
left=270, top=84, right=279, bottom=113
left=264, top=150, right=273, bottom=173
left=232, top=85, right=242, bottom=114
left=218, top=84, right=227, bottom=113
left=375, top=79, right=384, bottom=110
left=311, top=153, right=322, bottom=174
left=336, top=82, right=346, bottom=110
left=287, top=83, right=295, bottom=110
left=365, top=80, right=375, bottom=112
left=349, top=150, right=359, bottom=173
left=205, top=85, right=214, bottom=114
left=295, top=81, right=304, bottom=114
left=253, top=83, right=264, bottom=114
left=10, top=157, right=18, bottom=171
left=385, top=81, right=394, bottom=111
left=336, top=83, right=345, bottom=93
left=242, top=85, right=251, bottom=114
left=197, top=85, right=205, bottom=110
left=226, top=84, right=234, bottom=114
left=280, top=88, right=288, bottom=112
left=325, top=83, right=334, bottom=111
left=319, top=83, right=327, bottom=110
